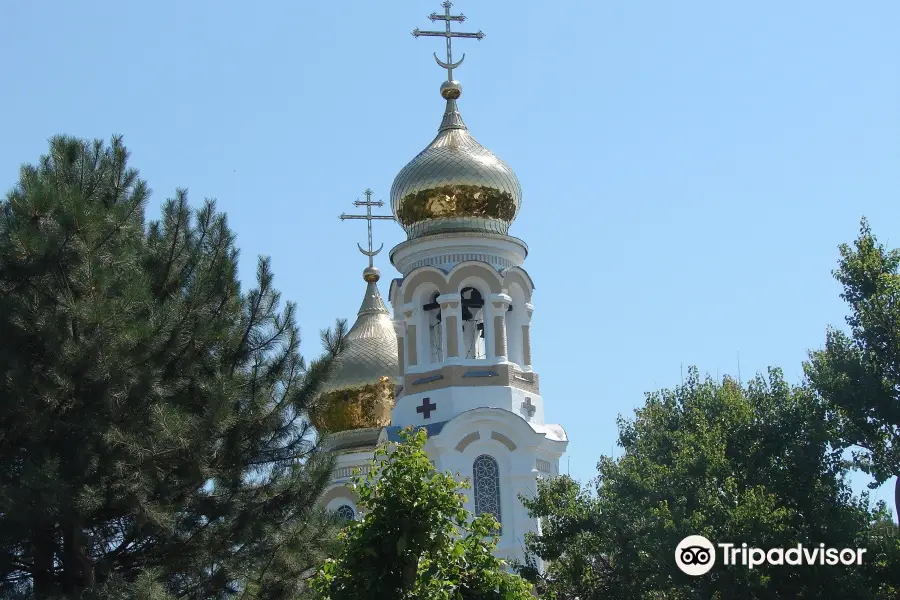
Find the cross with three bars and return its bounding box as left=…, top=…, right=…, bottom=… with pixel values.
left=339, top=189, right=394, bottom=268
left=412, top=1, right=485, bottom=82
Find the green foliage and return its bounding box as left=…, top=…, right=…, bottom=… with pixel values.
left=805, top=218, right=900, bottom=520
left=516, top=368, right=900, bottom=599
left=310, top=428, right=533, bottom=600
left=0, top=136, right=345, bottom=599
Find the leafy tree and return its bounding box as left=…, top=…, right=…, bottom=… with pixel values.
left=516, top=368, right=900, bottom=599
left=805, top=218, right=900, bottom=523
left=0, top=136, right=345, bottom=599
left=310, top=427, right=533, bottom=600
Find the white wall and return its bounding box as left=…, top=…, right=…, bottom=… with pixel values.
left=391, top=385, right=545, bottom=429
left=426, top=408, right=568, bottom=567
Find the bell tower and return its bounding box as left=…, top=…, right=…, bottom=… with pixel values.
left=387, top=1, right=540, bottom=430
left=380, top=1, right=567, bottom=566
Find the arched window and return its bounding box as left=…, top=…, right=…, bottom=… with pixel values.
left=335, top=504, right=355, bottom=522
left=473, top=454, right=501, bottom=528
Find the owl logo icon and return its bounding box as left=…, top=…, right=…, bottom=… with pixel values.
left=676, top=535, right=716, bottom=576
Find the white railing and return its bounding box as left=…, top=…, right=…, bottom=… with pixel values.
left=333, top=464, right=373, bottom=479
left=536, top=459, right=557, bottom=475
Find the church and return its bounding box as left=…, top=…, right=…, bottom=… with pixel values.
left=310, top=1, right=568, bottom=566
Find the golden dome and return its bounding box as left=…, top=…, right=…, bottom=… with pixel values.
left=311, top=377, right=394, bottom=434
left=310, top=273, right=399, bottom=434
left=390, top=84, right=522, bottom=240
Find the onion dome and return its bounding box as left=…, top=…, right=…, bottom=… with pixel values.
left=390, top=80, right=522, bottom=240
left=310, top=267, right=399, bottom=433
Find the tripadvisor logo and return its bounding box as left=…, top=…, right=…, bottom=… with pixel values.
left=675, top=535, right=867, bottom=576
left=676, top=535, right=716, bottom=576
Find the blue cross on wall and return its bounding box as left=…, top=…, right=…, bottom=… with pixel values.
left=416, top=397, right=437, bottom=419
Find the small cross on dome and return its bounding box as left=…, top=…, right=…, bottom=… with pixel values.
left=339, top=189, right=395, bottom=278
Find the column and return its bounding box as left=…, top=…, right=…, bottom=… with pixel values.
left=437, top=293, right=462, bottom=362
left=402, top=303, right=420, bottom=368
left=522, top=302, right=534, bottom=371
left=489, top=293, right=512, bottom=363
left=393, top=320, right=407, bottom=377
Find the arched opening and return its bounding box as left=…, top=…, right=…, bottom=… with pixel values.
left=461, top=287, right=486, bottom=360
left=473, top=454, right=501, bottom=530
left=415, top=285, right=442, bottom=367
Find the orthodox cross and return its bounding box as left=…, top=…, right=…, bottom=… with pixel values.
left=339, top=189, right=394, bottom=268
left=521, top=397, right=536, bottom=418
left=416, top=397, right=437, bottom=419
left=412, top=1, right=485, bottom=82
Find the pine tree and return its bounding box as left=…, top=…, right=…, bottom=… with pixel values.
left=0, top=136, right=345, bottom=599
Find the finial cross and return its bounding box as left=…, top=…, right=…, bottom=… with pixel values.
left=339, top=189, right=395, bottom=268
left=412, top=1, right=484, bottom=82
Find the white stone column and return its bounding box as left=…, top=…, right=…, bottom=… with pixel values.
left=392, top=320, right=407, bottom=379
left=488, top=293, right=512, bottom=364
left=521, top=302, right=534, bottom=372
left=402, top=303, right=421, bottom=370
left=437, top=292, right=462, bottom=363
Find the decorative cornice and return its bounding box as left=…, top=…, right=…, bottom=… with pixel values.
left=398, top=363, right=539, bottom=397
left=524, top=302, right=534, bottom=318
left=489, top=292, right=512, bottom=309
left=320, top=427, right=383, bottom=453
left=402, top=302, right=420, bottom=320
left=390, top=232, right=528, bottom=276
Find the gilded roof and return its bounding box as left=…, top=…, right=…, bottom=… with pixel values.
left=320, top=280, right=399, bottom=394
left=390, top=94, right=522, bottom=240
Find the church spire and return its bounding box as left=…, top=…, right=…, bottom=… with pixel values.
left=310, top=192, right=400, bottom=435
left=438, top=96, right=466, bottom=132
left=339, top=189, right=394, bottom=320
left=390, top=3, right=521, bottom=241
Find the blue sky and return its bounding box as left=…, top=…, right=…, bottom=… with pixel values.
left=2, top=1, right=898, bottom=506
